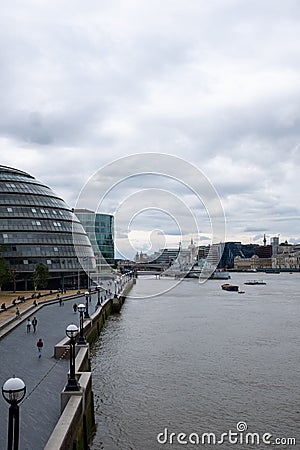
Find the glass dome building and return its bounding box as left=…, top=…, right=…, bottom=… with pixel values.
left=0, top=165, right=94, bottom=289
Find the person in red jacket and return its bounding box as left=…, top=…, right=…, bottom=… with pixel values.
left=37, top=338, right=44, bottom=358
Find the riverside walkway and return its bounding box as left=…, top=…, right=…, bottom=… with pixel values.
left=0, top=286, right=112, bottom=450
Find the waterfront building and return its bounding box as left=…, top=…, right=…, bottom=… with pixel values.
left=234, top=255, right=272, bottom=270
left=75, top=209, right=115, bottom=269
left=272, top=244, right=300, bottom=269
left=0, top=165, right=94, bottom=289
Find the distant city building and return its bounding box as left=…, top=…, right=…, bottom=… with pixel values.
left=75, top=209, right=115, bottom=268
left=0, top=165, right=94, bottom=289
left=151, top=248, right=179, bottom=266
left=272, top=244, right=300, bottom=269
left=234, top=255, right=272, bottom=270
left=135, top=251, right=149, bottom=263
left=253, top=244, right=272, bottom=259
left=270, top=236, right=279, bottom=255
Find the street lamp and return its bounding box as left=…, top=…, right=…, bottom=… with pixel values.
left=84, top=291, right=90, bottom=318
left=96, top=286, right=101, bottom=307
left=2, top=376, right=26, bottom=450
left=77, top=304, right=86, bottom=345
left=65, top=324, right=80, bottom=391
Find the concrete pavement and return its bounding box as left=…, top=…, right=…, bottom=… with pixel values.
left=0, top=287, right=111, bottom=450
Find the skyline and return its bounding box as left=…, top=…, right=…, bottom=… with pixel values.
left=1, top=0, right=299, bottom=254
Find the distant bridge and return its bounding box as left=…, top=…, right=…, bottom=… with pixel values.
left=136, top=270, right=162, bottom=276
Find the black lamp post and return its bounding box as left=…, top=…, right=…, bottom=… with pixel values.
left=2, top=376, right=26, bottom=450
left=84, top=291, right=90, bottom=318
left=65, top=324, right=80, bottom=391
left=77, top=304, right=86, bottom=345
left=96, top=286, right=101, bottom=307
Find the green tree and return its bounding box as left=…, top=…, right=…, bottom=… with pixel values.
left=0, top=251, right=11, bottom=291
left=32, top=263, right=49, bottom=290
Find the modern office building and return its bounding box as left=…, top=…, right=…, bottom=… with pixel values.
left=75, top=209, right=115, bottom=268
left=0, top=165, right=94, bottom=289
left=270, top=236, right=279, bottom=255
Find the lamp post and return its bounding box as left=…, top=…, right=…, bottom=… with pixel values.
left=65, top=324, right=80, bottom=391
left=77, top=304, right=86, bottom=345
left=84, top=291, right=90, bottom=318
left=96, top=286, right=101, bottom=307
left=2, top=376, right=26, bottom=450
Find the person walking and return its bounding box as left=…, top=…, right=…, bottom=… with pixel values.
left=15, top=307, right=20, bottom=319
left=32, top=316, right=38, bottom=333
left=37, top=338, right=43, bottom=358
left=26, top=318, right=32, bottom=333
left=73, top=303, right=77, bottom=313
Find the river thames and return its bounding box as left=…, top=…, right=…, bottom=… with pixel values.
left=90, top=272, right=299, bottom=449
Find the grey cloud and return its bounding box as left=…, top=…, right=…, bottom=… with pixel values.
left=0, top=0, right=299, bottom=249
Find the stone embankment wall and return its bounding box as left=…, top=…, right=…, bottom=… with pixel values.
left=44, top=279, right=134, bottom=450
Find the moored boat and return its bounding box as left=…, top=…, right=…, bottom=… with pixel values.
left=244, top=280, right=266, bottom=285
left=209, top=270, right=230, bottom=280
left=221, top=283, right=239, bottom=292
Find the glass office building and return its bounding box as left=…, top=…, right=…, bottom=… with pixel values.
left=75, top=209, right=115, bottom=269
left=0, top=165, right=94, bottom=289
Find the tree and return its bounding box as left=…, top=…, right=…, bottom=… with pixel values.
left=10, top=269, right=18, bottom=293
left=32, top=263, right=49, bottom=290
left=0, top=252, right=11, bottom=291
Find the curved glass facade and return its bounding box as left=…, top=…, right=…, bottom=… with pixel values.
left=75, top=209, right=115, bottom=268
left=0, top=165, right=94, bottom=288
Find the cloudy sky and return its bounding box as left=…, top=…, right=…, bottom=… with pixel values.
left=1, top=0, right=299, bottom=256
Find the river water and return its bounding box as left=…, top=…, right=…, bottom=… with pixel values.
left=90, top=273, right=299, bottom=449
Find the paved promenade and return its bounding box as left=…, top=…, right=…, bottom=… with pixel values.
left=0, top=286, right=112, bottom=450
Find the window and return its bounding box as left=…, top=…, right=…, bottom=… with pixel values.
left=32, top=221, right=41, bottom=226
left=54, top=247, right=59, bottom=252
left=31, top=208, right=37, bottom=213
left=23, top=260, right=29, bottom=265
left=3, top=233, right=8, bottom=239
left=40, top=209, right=46, bottom=213
left=7, top=207, right=13, bottom=212
left=46, top=260, right=52, bottom=265
left=53, top=222, right=61, bottom=227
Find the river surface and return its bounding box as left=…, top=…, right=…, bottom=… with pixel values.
left=90, top=273, right=299, bottom=449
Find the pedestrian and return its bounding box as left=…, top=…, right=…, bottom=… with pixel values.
left=32, top=316, right=38, bottom=333
left=57, top=293, right=62, bottom=306
left=26, top=318, right=31, bottom=333
left=73, top=303, right=77, bottom=313
left=37, top=338, right=43, bottom=358
left=15, top=307, right=20, bottom=319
